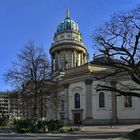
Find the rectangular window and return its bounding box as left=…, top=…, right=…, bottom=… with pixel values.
left=124, top=96, right=132, bottom=108
left=60, top=114, right=64, bottom=121
left=99, top=92, right=105, bottom=108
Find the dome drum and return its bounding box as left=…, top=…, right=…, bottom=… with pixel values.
left=51, top=49, right=86, bottom=72
left=50, top=10, right=87, bottom=73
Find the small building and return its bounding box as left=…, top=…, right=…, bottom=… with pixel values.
left=0, top=92, right=22, bottom=120
left=0, top=92, right=9, bottom=118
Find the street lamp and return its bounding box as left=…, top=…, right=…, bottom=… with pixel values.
left=109, top=109, right=112, bottom=128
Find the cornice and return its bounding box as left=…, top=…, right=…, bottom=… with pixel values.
left=50, top=40, right=87, bottom=54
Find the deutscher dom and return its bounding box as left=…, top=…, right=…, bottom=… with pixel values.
left=46, top=10, right=140, bottom=125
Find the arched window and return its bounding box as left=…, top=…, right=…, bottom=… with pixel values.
left=99, top=92, right=105, bottom=108
left=75, top=93, right=80, bottom=108
left=61, top=99, right=64, bottom=111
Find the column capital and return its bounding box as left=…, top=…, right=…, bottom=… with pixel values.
left=63, top=83, right=69, bottom=89
left=110, top=81, right=117, bottom=87
left=85, top=79, right=93, bottom=85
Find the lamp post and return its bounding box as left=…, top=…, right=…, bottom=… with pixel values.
left=109, top=109, right=112, bottom=128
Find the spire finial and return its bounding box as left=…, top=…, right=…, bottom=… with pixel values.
left=66, top=9, right=70, bottom=18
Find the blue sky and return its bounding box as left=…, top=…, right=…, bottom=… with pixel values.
left=0, top=0, right=140, bottom=91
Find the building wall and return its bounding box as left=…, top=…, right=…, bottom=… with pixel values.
left=57, top=91, right=65, bottom=120
left=60, top=80, right=140, bottom=124
left=92, top=80, right=140, bottom=122
left=50, top=77, right=140, bottom=124
left=116, top=80, right=140, bottom=120
left=68, top=81, right=86, bottom=121
left=92, top=92, right=112, bottom=119
left=117, top=96, right=140, bottom=119
left=91, top=81, right=111, bottom=120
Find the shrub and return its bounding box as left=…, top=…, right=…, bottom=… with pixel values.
left=58, top=126, right=81, bottom=133
left=37, top=119, right=47, bottom=129
left=128, top=129, right=140, bottom=139
left=0, top=117, right=9, bottom=126
left=59, top=128, right=64, bottom=133
left=16, top=119, right=30, bottom=133
left=36, top=119, right=48, bottom=132
left=47, top=120, right=64, bottom=131
left=14, top=118, right=63, bottom=133
left=15, top=118, right=40, bottom=133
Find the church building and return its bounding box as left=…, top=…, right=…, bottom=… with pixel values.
left=47, top=10, right=140, bottom=125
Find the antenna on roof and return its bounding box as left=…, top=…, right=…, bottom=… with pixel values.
left=66, top=9, right=70, bottom=18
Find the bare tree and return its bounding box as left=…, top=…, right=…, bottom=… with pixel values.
left=93, top=5, right=140, bottom=97
left=5, top=42, right=51, bottom=118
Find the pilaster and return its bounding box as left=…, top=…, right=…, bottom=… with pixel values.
left=111, top=81, right=118, bottom=124
left=71, top=50, right=73, bottom=68
left=64, top=83, right=69, bottom=124
left=81, top=52, right=83, bottom=65
left=55, top=51, right=58, bottom=70
left=84, top=79, right=93, bottom=124
left=51, top=56, right=54, bottom=72
left=73, top=50, right=76, bottom=67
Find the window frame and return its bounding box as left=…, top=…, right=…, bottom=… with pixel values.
left=99, top=92, right=105, bottom=108
left=74, top=93, right=80, bottom=108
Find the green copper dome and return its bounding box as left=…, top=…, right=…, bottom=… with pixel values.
left=57, top=10, right=79, bottom=33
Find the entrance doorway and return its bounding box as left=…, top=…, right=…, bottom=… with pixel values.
left=74, top=113, right=81, bottom=124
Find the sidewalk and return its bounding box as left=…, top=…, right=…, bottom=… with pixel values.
left=0, top=124, right=140, bottom=138
left=81, top=124, right=140, bottom=133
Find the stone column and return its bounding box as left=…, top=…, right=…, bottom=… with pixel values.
left=83, top=54, right=86, bottom=64
left=55, top=52, right=58, bottom=70
left=81, top=52, right=83, bottom=65
left=51, top=56, right=53, bottom=72
left=84, top=79, right=93, bottom=124
left=111, top=81, right=118, bottom=124
left=71, top=50, right=73, bottom=68
left=64, top=84, right=69, bottom=124
left=65, top=50, right=67, bottom=69
left=73, top=50, right=76, bottom=67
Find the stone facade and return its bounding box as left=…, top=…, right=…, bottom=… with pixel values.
left=46, top=10, right=140, bottom=125
left=49, top=66, right=140, bottom=125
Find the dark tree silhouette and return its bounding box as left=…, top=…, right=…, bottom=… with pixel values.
left=93, top=6, right=140, bottom=97
left=5, top=42, right=51, bottom=118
